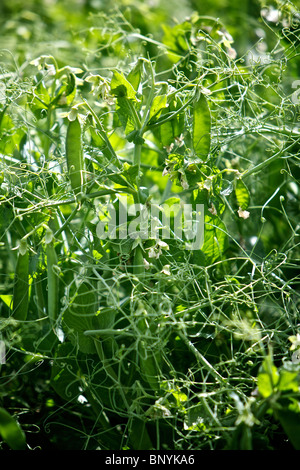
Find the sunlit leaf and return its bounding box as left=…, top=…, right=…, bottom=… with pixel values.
left=235, top=178, right=250, bottom=210
left=162, top=21, right=191, bottom=63
left=111, top=71, right=137, bottom=100
left=277, top=369, right=299, bottom=392
left=127, top=59, right=143, bottom=91
left=149, top=95, right=168, bottom=123
left=200, top=212, right=228, bottom=263
left=257, top=355, right=279, bottom=398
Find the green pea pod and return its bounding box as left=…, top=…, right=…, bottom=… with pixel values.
left=0, top=407, right=26, bottom=450
left=66, top=116, right=84, bottom=197
left=138, top=339, right=160, bottom=391
left=192, top=92, right=211, bottom=158
left=46, top=240, right=59, bottom=324
left=240, top=424, right=252, bottom=450
left=133, top=245, right=145, bottom=278
left=12, top=240, right=29, bottom=321
left=135, top=304, right=160, bottom=391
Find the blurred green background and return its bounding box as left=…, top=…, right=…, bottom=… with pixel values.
left=0, top=0, right=285, bottom=64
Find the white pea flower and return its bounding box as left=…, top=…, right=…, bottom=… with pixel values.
left=161, top=265, right=171, bottom=275
left=85, top=74, right=114, bottom=105
left=147, top=240, right=169, bottom=259
left=238, top=207, right=250, bottom=219
left=289, top=333, right=300, bottom=351
left=208, top=203, right=217, bottom=216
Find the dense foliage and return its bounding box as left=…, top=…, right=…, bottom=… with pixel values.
left=0, top=0, right=300, bottom=450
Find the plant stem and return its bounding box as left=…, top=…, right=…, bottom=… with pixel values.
left=86, top=187, right=137, bottom=199
left=242, top=148, right=283, bottom=179
left=44, top=106, right=52, bottom=160
left=178, top=330, right=226, bottom=384
left=54, top=203, right=80, bottom=238
left=145, top=94, right=194, bottom=132
left=134, top=142, right=142, bottom=191
left=83, top=98, right=122, bottom=169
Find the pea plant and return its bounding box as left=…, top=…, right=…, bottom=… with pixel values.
left=0, top=2, right=300, bottom=450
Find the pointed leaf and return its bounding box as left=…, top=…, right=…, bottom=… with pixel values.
left=62, top=281, right=98, bottom=354
left=0, top=407, right=26, bottom=450
left=149, top=95, right=168, bottom=123
left=257, top=355, right=279, bottom=398
left=110, top=71, right=136, bottom=100
left=127, top=59, right=143, bottom=91
left=235, top=178, right=250, bottom=210
left=201, top=213, right=227, bottom=264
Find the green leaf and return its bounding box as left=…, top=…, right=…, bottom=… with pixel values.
left=193, top=189, right=227, bottom=262
left=127, top=59, right=143, bottom=92
left=0, top=113, right=26, bottom=155
left=110, top=71, right=140, bottom=135
left=164, top=153, right=185, bottom=186
left=192, top=93, right=211, bottom=158
left=257, top=355, right=279, bottom=398
left=62, top=281, right=98, bottom=354
left=276, top=409, right=300, bottom=450
left=278, top=369, right=299, bottom=392
left=0, top=204, right=14, bottom=232
left=0, top=295, right=13, bottom=309
left=160, top=120, right=174, bottom=147
left=200, top=212, right=228, bottom=264
left=121, top=162, right=139, bottom=185
left=94, top=307, right=116, bottom=330
left=0, top=407, right=26, bottom=450
left=129, top=418, right=153, bottom=450
left=149, top=95, right=168, bottom=123
left=235, top=178, right=250, bottom=210
left=50, top=342, right=81, bottom=401
left=116, top=98, right=137, bottom=135
left=126, top=130, right=145, bottom=145
left=111, top=71, right=136, bottom=100
left=29, top=79, right=51, bottom=119
left=51, top=72, right=76, bottom=107
left=154, top=97, right=185, bottom=147
left=162, top=21, right=191, bottom=63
